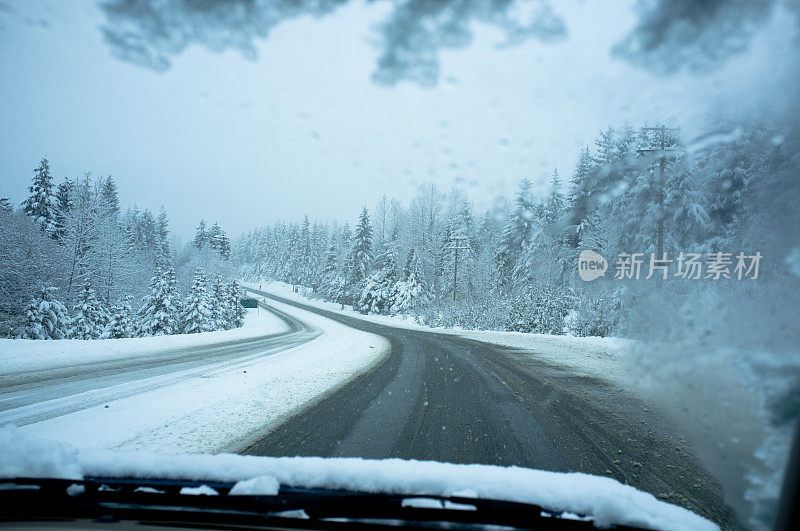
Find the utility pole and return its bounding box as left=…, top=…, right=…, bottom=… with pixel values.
left=638, top=125, right=679, bottom=258
left=445, top=235, right=470, bottom=302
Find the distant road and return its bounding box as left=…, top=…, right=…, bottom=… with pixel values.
left=0, top=304, right=319, bottom=426
left=243, top=289, right=741, bottom=529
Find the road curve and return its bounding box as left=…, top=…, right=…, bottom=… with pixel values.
left=243, top=289, right=742, bottom=529
left=0, top=303, right=319, bottom=426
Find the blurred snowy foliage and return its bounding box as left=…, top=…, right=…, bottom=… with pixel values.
left=97, top=0, right=797, bottom=85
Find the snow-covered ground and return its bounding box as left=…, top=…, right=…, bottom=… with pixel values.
left=2, top=301, right=389, bottom=454
left=247, top=280, right=800, bottom=530
left=0, top=426, right=716, bottom=531
left=0, top=308, right=287, bottom=376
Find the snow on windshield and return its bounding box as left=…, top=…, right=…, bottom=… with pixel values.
left=0, top=425, right=715, bottom=531
left=0, top=1, right=798, bottom=530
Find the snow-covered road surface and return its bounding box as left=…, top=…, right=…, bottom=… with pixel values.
left=0, top=306, right=311, bottom=426
left=1, top=300, right=389, bottom=454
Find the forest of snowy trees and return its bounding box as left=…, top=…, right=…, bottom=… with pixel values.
left=234, top=122, right=800, bottom=347
left=0, top=158, right=244, bottom=339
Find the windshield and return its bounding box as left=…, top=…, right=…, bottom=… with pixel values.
left=1, top=1, right=798, bottom=530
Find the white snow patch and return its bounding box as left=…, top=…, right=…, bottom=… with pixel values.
left=402, top=497, right=444, bottom=509
left=66, top=483, right=85, bottom=496
left=0, top=424, right=81, bottom=479
left=180, top=485, right=219, bottom=495
left=229, top=475, right=280, bottom=495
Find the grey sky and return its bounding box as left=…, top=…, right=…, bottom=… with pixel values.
left=0, top=0, right=796, bottom=239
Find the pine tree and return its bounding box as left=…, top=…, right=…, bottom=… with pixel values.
left=166, top=266, right=182, bottom=317
left=227, top=280, right=246, bottom=328
left=218, top=232, right=231, bottom=260
left=389, top=249, right=430, bottom=314
left=545, top=168, right=565, bottom=223
left=100, top=176, right=120, bottom=216
left=208, top=222, right=222, bottom=251
left=319, top=237, right=339, bottom=298
left=0, top=196, right=13, bottom=212
left=566, top=146, right=596, bottom=247
left=70, top=283, right=110, bottom=339
left=21, top=287, right=70, bottom=340
left=567, top=147, right=594, bottom=206
left=21, top=157, right=56, bottom=236
left=358, top=246, right=397, bottom=314
left=139, top=208, right=158, bottom=255
left=139, top=267, right=179, bottom=336
left=156, top=206, right=171, bottom=266
left=194, top=220, right=208, bottom=251
left=578, top=209, right=608, bottom=255
left=181, top=268, right=213, bottom=334
left=594, top=127, right=619, bottom=167
left=207, top=222, right=230, bottom=259
left=349, top=207, right=373, bottom=287
left=53, top=177, right=73, bottom=240
left=209, top=275, right=226, bottom=330
left=495, top=178, right=535, bottom=286
left=108, top=296, right=135, bottom=339
left=298, top=215, right=313, bottom=286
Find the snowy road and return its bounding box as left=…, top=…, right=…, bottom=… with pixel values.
left=0, top=304, right=318, bottom=426
left=243, top=288, right=742, bottom=529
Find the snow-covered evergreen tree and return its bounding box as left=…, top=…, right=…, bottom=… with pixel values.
left=156, top=206, right=171, bottom=266
left=20, top=287, right=69, bottom=340
left=297, top=215, right=314, bottom=287
left=227, top=280, right=246, bottom=328
left=194, top=219, right=208, bottom=250
left=389, top=249, right=429, bottom=314
left=206, top=222, right=231, bottom=260
left=347, top=207, right=373, bottom=300
left=318, top=237, right=340, bottom=298
left=209, top=275, right=227, bottom=330
left=69, top=283, right=110, bottom=339
left=358, top=246, right=397, bottom=314
left=166, top=266, right=181, bottom=316
left=139, top=267, right=179, bottom=336
left=495, top=178, right=535, bottom=286
left=107, top=295, right=135, bottom=338
left=181, top=267, right=213, bottom=334
left=566, top=146, right=597, bottom=246
left=545, top=168, right=565, bottom=224
left=100, top=175, right=120, bottom=215
left=21, top=157, right=56, bottom=236
left=52, top=177, right=73, bottom=241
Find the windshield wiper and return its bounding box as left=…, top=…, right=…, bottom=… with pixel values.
left=0, top=477, right=647, bottom=530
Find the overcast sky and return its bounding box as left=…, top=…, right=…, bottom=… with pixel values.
left=0, top=0, right=796, bottom=239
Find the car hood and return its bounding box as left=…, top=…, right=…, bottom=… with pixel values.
left=0, top=425, right=715, bottom=531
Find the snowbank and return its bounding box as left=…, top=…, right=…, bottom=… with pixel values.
left=8, top=299, right=389, bottom=453
left=0, top=426, right=716, bottom=531
left=0, top=308, right=288, bottom=376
